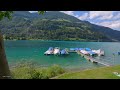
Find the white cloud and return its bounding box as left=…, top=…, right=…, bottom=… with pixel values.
left=75, top=15, right=79, bottom=18
left=77, top=13, right=89, bottom=20
left=57, top=11, right=120, bottom=30
left=60, top=11, right=74, bottom=16
left=97, top=20, right=120, bottom=30
left=89, top=11, right=113, bottom=20
left=99, top=14, right=113, bottom=20
left=29, top=11, right=38, bottom=13
left=113, top=12, right=120, bottom=19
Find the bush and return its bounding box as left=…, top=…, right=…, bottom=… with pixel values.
left=46, top=65, right=65, bottom=78
left=11, top=62, right=65, bottom=79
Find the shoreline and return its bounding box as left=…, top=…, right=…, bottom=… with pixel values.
left=3, top=39, right=119, bottom=42
left=8, top=61, right=103, bottom=72
left=10, top=61, right=120, bottom=79
left=52, top=65, right=120, bottom=79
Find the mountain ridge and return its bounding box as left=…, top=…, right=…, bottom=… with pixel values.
left=0, top=11, right=120, bottom=41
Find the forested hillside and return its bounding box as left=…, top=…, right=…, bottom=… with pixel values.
left=0, top=11, right=120, bottom=41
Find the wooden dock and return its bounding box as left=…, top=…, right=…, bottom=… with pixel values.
left=77, top=51, right=112, bottom=66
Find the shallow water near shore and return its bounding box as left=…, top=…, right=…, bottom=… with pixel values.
left=4, top=40, right=120, bottom=70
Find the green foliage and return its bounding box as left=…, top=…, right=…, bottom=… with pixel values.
left=56, top=65, right=120, bottom=79
left=0, top=11, right=13, bottom=20
left=11, top=62, right=65, bottom=79
left=45, top=65, right=65, bottom=78
left=38, top=11, right=46, bottom=14
left=0, top=11, right=120, bottom=41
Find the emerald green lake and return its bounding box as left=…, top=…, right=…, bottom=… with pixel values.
left=4, top=40, right=120, bottom=70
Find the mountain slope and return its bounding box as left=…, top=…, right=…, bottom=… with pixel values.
left=0, top=11, right=120, bottom=41
left=13, top=11, right=82, bottom=22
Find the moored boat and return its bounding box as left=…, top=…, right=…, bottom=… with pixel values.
left=80, top=50, right=89, bottom=55
left=44, top=47, right=54, bottom=55
left=87, top=51, right=97, bottom=56
left=60, top=49, right=69, bottom=55
left=92, top=49, right=105, bottom=56
left=53, top=47, right=60, bottom=55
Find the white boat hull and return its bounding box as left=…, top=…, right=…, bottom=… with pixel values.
left=44, top=50, right=53, bottom=55
left=53, top=48, right=60, bottom=55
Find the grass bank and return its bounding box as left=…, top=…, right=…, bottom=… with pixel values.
left=10, top=62, right=65, bottom=79
left=53, top=65, right=120, bottom=79
left=10, top=61, right=120, bottom=79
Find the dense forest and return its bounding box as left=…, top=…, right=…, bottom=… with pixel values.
left=0, top=11, right=120, bottom=42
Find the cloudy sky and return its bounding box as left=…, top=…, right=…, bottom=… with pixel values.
left=30, top=11, right=120, bottom=31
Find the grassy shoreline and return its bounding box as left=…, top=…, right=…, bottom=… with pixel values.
left=10, top=62, right=66, bottom=79
left=9, top=61, right=95, bottom=79
left=3, top=39, right=117, bottom=42
left=9, top=60, right=120, bottom=79
left=53, top=65, right=120, bottom=79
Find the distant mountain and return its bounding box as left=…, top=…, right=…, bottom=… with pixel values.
left=0, top=11, right=120, bottom=41
left=13, top=11, right=81, bottom=22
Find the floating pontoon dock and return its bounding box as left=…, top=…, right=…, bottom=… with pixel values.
left=77, top=51, right=112, bottom=66
left=44, top=47, right=113, bottom=66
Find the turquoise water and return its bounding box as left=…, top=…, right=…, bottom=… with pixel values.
left=4, top=40, right=120, bottom=70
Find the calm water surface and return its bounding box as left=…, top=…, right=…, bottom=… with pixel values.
left=4, top=40, right=120, bottom=70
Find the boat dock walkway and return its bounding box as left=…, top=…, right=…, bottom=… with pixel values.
left=77, top=51, right=113, bottom=66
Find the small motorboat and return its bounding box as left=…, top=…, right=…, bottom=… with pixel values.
left=92, top=49, right=105, bottom=56
left=53, top=47, right=60, bottom=55
left=60, top=49, right=69, bottom=55
left=87, top=51, right=97, bottom=56
left=44, top=47, right=54, bottom=55
left=80, top=50, right=89, bottom=55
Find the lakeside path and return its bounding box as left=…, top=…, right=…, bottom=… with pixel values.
left=51, top=65, right=120, bottom=79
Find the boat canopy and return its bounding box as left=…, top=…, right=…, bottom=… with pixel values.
left=85, top=48, right=91, bottom=51
left=70, top=48, right=76, bottom=51
left=70, top=48, right=84, bottom=51
left=75, top=48, right=79, bottom=50
left=60, top=49, right=66, bottom=54
left=79, top=48, right=84, bottom=50
left=48, top=47, right=53, bottom=50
